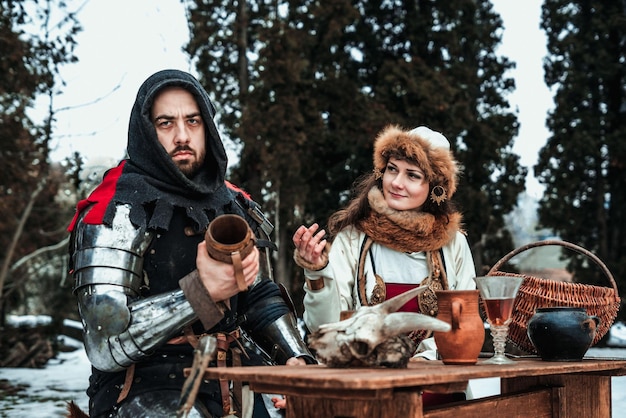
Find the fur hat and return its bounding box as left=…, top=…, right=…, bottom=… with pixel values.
left=373, top=125, right=458, bottom=198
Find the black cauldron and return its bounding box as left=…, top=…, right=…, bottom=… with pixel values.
left=527, top=307, right=599, bottom=361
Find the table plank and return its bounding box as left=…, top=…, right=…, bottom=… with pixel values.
left=424, top=387, right=560, bottom=418
left=287, top=390, right=422, bottom=418
left=191, top=358, right=626, bottom=418
left=198, top=358, right=626, bottom=393
left=502, top=374, right=612, bottom=417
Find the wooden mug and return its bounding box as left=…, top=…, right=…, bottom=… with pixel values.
left=205, top=214, right=256, bottom=291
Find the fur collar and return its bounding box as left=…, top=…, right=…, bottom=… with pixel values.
left=356, top=187, right=462, bottom=252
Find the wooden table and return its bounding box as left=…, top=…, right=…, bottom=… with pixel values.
left=199, top=357, right=626, bottom=418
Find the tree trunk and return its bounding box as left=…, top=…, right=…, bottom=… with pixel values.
left=0, top=178, right=47, bottom=310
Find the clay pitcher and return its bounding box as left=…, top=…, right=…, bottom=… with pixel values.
left=433, top=290, right=485, bottom=365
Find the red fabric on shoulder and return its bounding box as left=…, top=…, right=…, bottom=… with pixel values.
left=67, top=161, right=126, bottom=231
left=225, top=180, right=251, bottom=200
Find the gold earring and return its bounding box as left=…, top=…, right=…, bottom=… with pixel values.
left=430, top=185, right=447, bottom=205
left=373, top=168, right=383, bottom=179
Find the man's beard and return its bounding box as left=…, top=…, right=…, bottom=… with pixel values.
left=171, top=146, right=206, bottom=178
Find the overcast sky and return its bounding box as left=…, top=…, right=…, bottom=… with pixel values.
left=46, top=0, right=551, bottom=197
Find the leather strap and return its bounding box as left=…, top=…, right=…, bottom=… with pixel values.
left=178, top=335, right=218, bottom=417
left=231, top=347, right=243, bottom=415
left=184, top=325, right=200, bottom=348
left=124, top=328, right=245, bottom=415
left=305, top=277, right=325, bottom=290
left=215, top=330, right=245, bottom=417
left=116, top=363, right=135, bottom=404
left=357, top=236, right=374, bottom=307
left=432, top=250, right=449, bottom=290
left=231, top=251, right=248, bottom=292
left=118, top=324, right=199, bottom=405
left=216, top=334, right=233, bottom=415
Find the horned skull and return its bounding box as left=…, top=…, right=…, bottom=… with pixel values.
left=308, top=286, right=451, bottom=368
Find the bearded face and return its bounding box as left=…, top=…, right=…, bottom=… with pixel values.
left=169, top=145, right=206, bottom=178
left=151, top=87, right=207, bottom=178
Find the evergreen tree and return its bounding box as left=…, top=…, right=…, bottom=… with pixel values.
left=346, top=0, right=526, bottom=271
left=0, top=0, right=80, bottom=321
left=185, top=0, right=525, bottom=302
left=536, top=1, right=626, bottom=318
left=186, top=1, right=377, bottom=292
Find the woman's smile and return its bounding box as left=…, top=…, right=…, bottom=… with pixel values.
left=382, top=157, right=430, bottom=211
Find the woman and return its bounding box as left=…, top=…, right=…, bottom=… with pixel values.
left=293, top=124, right=476, bottom=361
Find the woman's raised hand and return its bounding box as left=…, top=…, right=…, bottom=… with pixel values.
left=292, top=223, right=327, bottom=266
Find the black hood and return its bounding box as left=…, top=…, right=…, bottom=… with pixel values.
left=89, top=69, right=245, bottom=232
left=127, top=69, right=227, bottom=195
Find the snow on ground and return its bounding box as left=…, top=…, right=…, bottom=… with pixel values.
left=0, top=335, right=90, bottom=417
left=1, top=341, right=625, bottom=417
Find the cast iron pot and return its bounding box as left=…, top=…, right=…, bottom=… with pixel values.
left=527, top=307, right=599, bottom=361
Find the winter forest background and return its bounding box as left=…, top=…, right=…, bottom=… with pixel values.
left=1, top=0, right=625, bottom=374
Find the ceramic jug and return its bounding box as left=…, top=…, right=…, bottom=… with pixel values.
left=433, top=290, right=485, bottom=365
left=527, top=307, right=599, bottom=361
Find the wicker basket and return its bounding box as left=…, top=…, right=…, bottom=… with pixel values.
left=486, top=240, right=621, bottom=354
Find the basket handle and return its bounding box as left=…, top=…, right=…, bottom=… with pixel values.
left=487, top=239, right=618, bottom=293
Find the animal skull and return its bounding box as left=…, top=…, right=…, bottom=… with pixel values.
left=308, top=285, right=451, bottom=368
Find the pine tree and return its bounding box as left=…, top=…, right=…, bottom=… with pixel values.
left=345, top=0, right=526, bottom=270
left=0, top=0, right=80, bottom=321
left=536, top=0, right=626, bottom=318
left=184, top=0, right=525, bottom=300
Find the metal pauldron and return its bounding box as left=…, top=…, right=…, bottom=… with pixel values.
left=251, top=313, right=317, bottom=365
left=72, top=205, right=153, bottom=295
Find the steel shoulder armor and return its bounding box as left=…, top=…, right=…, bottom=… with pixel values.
left=71, top=205, right=197, bottom=372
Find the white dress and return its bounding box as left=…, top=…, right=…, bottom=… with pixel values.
left=302, top=225, right=477, bottom=360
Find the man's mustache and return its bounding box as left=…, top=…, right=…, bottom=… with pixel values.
left=170, top=145, right=195, bottom=156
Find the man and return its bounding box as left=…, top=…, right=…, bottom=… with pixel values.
left=68, top=69, right=315, bottom=417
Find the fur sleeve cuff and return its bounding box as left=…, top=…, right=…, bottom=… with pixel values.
left=293, top=243, right=330, bottom=271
